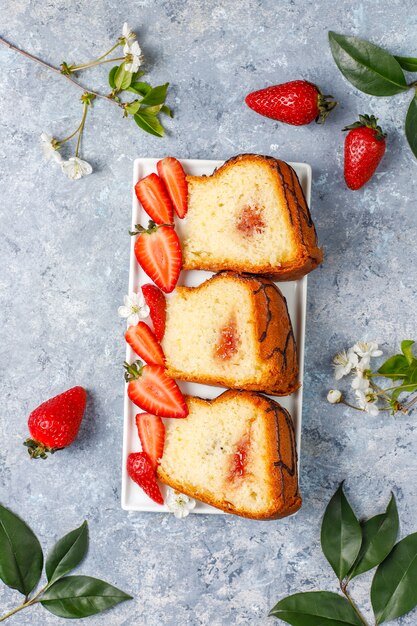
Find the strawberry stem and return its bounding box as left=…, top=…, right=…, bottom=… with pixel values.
left=129, top=220, right=173, bottom=236
left=343, top=114, right=386, bottom=140
left=23, top=438, right=60, bottom=459
left=316, top=93, right=338, bottom=124
left=123, top=360, right=145, bottom=381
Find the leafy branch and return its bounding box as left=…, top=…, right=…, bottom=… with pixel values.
left=270, top=483, right=417, bottom=625
left=0, top=503, right=131, bottom=621
left=328, top=32, right=417, bottom=160
left=0, top=23, right=172, bottom=180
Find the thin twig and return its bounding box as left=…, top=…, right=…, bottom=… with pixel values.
left=340, top=582, right=370, bottom=626
left=0, top=36, right=122, bottom=107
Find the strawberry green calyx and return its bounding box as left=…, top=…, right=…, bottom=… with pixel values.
left=343, top=114, right=386, bottom=140
left=316, top=91, right=338, bottom=124
left=129, top=220, right=172, bottom=237
left=124, top=360, right=145, bottom=382
left=23, top=438, right=60, bottom=459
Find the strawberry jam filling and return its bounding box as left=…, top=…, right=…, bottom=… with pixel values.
left=214, top=317, right=239, bottom=360
left=236, top=205, right=265, bottom=237
left=228, top=434, right=250, bottom=481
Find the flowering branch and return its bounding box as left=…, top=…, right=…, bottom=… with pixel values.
left=0, top=23, right=172, bottom=181
left=0, top=37, right=121, bottom=106
left=327, top=340, right=417, bottom=416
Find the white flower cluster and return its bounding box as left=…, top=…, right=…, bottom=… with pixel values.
left=122, top=22, right=143, bottom=73
left=328, top=341, right=383, bottom=416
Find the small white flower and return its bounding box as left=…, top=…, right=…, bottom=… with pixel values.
left=118, top=292, right=149, bottom=326
left=61, top=157, right=93, bottom=181
left=122, top=23, right=136, bottom=46
left=351, top=370, right=370, bottom=391
left=166, top=488, right=196, bottom=519
left=355, top=389, right=379, bottom=416
left=40, top=133, right=62, bottom=163
left=123, top=40, right=143, bottom=73
left=353, top=341, right=383, bottom=365
left=333, top=349, right=358, bottom=380
left=327, top=389, right=342, bottom=404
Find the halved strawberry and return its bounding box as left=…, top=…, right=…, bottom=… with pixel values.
left=124, top=360, right=188, bottom=418
left=127, top=451, right=164, bottom=504
left=131, top=221, right=182, bottom=294
left=141, top=283, right=166, bottom=342
left=125, top=322, right=165, bottom=366
left=135, top=413, right=165, bottom=470
left=157, top=157, right=188, bottom=219
left=135, top=173, right=174, bottom=224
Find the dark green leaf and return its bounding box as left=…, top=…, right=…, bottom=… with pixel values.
left=401, top=340, right=415, bottom=364
left=134, top=111, right=165, bottom=137
left=321, top=483, right=362, bottom=581
left=328, top=32, right=408, bottom=96
left=371, top=532, right=417, bottom=623
left=139, top=83, right=169, bottom=106
left=269, top=591, right=363, bottom=625
left=41, top=575, right=132, bottom=618
left=406, top=93, right=417, bottom=159
left=0, top=503, right=43, bottom=595
left=125, top=100, right=141, bottom=115
left=378, top=354, right=409, bottom=378
left=127, top=81, right=152, bottom=96
left=395, top=56, right=417, bottom=72
left=349, top=494, right=399, bottom=579
left=46, top=521, right=88, bottom=585
left=108, top=66, right=118, bottom=89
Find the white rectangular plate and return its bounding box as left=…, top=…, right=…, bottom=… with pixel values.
left=121, top=157, right=311, bottom=514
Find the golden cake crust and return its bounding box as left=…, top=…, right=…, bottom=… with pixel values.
left=163, top=272, right=299, bottom=395
left=157, top=390, right=302, bottom=520
left=183, top=153, right=323, bottom=280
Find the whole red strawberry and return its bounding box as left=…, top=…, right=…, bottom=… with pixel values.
left=343, top=115, right=386, bottom=190
left=245, top=80, right=337, bottom=125
left=24, top=386, right=87, bottom=459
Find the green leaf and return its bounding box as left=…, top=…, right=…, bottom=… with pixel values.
left=401, top=340, right=415, bottom=364
left=125, top=100, right=141, bottom=115
left=142, top=104, right=163, bottom=115
left=378, top=354, right=409, bottom=378
left=371, top=532, right=417, bottom=623
left=127, top=81, right=152, bottom=96
left=134, top=111, right=165, bottom=137
left=269, top=591, right=364, bottom=625
left=328, top=32, right=408, bottom=96
left=46, top=521, right=88, bottom=585
left=41, top=575, right=132, bottom=618
left=108, top=66, right=118, bottom=89
left=139, top=83, right=169, bottom=106
left=0, top=503, right=43, bottom=595
left=406, top=93, right=417, bottom=159
left=114, top=63, right=133, bottom=91
left=161, top=104, right=173, bottom=117
left=349, top=494, right=399, bottom=579
left=131, top=69, right=145, bottom=81
left=395, top=56, right=417, bottom=72
left=321, top=483, right=362, bottom=581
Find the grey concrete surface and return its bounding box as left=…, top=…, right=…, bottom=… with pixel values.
left=0, top=1, right=416, bottom=624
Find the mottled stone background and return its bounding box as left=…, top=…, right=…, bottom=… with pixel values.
left=1, top=0, right=416, bottom=624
